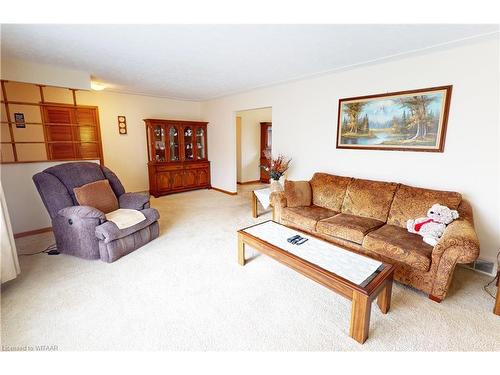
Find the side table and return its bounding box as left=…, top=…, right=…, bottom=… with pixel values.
left=252, top=188, right=271, bottom=218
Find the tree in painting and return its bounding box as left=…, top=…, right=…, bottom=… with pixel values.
left=397, top=95, right=436, bottom=141
left=343, top=102, right=367, bottom=134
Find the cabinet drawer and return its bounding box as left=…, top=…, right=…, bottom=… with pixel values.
left=184, top=162, right=209, bottom=169
left=156, top=164, right=183, bottom=172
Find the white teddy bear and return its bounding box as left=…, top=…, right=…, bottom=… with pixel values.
left=407, top=203, right=459, bottom=246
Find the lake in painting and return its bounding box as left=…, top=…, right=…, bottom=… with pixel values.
left=337, top=87, right=451, bottom=151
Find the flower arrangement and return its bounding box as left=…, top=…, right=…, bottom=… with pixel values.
left=261, top=150, right=291, bottom=181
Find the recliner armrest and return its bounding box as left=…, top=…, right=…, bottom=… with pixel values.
left=119, top=192, right=151, bottom=210
left=95, top=208, right=159, bottom=243
left=57, top=205, right=106, bottom=222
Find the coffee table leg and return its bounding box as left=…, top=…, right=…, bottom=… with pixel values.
left=252, top=192, right=258, bottom=218
left=238, top=233, right=246, bottom=266
left=349, top=291, right=371, bottom=344
left=377, top=278, right=393, bottom=314
left=494, top=272, right=500, bottom=315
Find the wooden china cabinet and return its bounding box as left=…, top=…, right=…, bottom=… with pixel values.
left=144, top=119, right=210, bottom=197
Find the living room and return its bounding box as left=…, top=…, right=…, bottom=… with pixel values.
left=1, top=1, right=499, bottom=372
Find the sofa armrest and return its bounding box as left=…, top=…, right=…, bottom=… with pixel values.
left=270, top=191, right=287, bottom=223
left=428, top=200, right=480, bottom=300
left=119, top=192, right=151, bottom=210
left=57, top=205, right=106, bottom=222
left=270, top=191, right=287, bottom=208
left=432, top=219, right=480, bottom=264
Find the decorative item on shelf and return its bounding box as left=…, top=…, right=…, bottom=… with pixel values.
left=14, top=113, right=26, bottom=128
left=117, top=116, right=127, bottom=135
left=336, top=85, right=452, bottom=152
left=260, top=150, right=291, bottom=193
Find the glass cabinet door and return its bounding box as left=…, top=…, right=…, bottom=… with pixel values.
left=267, top=126, right=272, bottom=148
left=183, top=127, right=194, bottom=160
left=153, top=124, right=166, bottom=162
left=169, top=126, right=180, bottom=161
left=195, top=127, right=206, bottom=160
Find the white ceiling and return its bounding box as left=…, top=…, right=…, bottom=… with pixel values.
left=1, top=24, right=498, bottom=100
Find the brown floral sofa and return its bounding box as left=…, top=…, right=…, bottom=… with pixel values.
left=270, top=173, right=480, bottom=302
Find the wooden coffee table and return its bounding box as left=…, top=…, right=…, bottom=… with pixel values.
left=237, top=220, right=395, bottom=344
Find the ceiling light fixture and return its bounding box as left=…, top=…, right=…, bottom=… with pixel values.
left=90, top=81, right=106, bottom=91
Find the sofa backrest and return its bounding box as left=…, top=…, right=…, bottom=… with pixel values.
left=341, top=178, right=399, bottom=222
left=33, top=162, right=126, bottom=219
left=309, top=173, right=352, bottom=212
left=307, top=172, right=464, bottom=226
left=43, top=162, right=106, bottom=203
left=387, top=184, right=462, bottom=228
left=33, top=171, right=75, bottom=220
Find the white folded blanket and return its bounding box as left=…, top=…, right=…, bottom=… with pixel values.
left=254, top=187, right=271, bottom=209
left=105, top=209, right=146, bottom=230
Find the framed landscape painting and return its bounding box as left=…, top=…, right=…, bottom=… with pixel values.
left=336, top=85, right=452, bottom=152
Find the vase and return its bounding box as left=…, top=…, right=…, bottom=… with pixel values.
left=269, top=179, right=283, bottom=193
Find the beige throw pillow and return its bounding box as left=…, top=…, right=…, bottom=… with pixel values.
left=284, top=180, right=312, bottom=208
left=74, top=179, right=119, bottom=214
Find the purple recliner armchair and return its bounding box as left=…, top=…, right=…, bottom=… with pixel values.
left=33, top=162, right=160, bottom=262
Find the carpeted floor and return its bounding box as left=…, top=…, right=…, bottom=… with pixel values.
left=2, top=184, right=499, bottom=351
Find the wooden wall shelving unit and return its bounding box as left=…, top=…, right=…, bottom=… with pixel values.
left=0, top=80, right=103, bottom=164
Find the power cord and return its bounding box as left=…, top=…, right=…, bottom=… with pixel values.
left=19, top=243, right=59, bottom=256
left=483, top=250, right=499, bottom=299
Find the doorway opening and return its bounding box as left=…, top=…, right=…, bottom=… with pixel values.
left=235, top=107, right=272, bottom=187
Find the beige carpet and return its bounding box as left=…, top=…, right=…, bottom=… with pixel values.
left=2, top=184, right=499, bottom=351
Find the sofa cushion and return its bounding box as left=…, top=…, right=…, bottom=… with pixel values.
left=363, top=224, right=433, bottom=271
left=387, top=184, right=462, bottom=228
left=341, top=178, right=398, bottom=222
left=284, top=180, right=312, bottom=208
left=317, top=213, right=384, bottom=244
left=310, top=173, right=352, bottom=211
left=74, top=179, right=119, bottom=214
left=105, top=209, right=146, bottom=230
left=281, top=206, right=338, bottom=232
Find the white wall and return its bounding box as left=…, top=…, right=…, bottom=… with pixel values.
left=76, top=90, right=202, bottom=192
left=0, top=61, right=202, bottom=234
left=1, top=160, right=98, bottom=233
left=203, top=37, right=500, bottom=262
left=236, top=116, right=241, bottom=182
left=236, top=107, right=272, bottom=183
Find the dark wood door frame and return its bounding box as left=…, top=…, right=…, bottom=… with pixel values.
left=260, top=121, right=272, bottom=183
